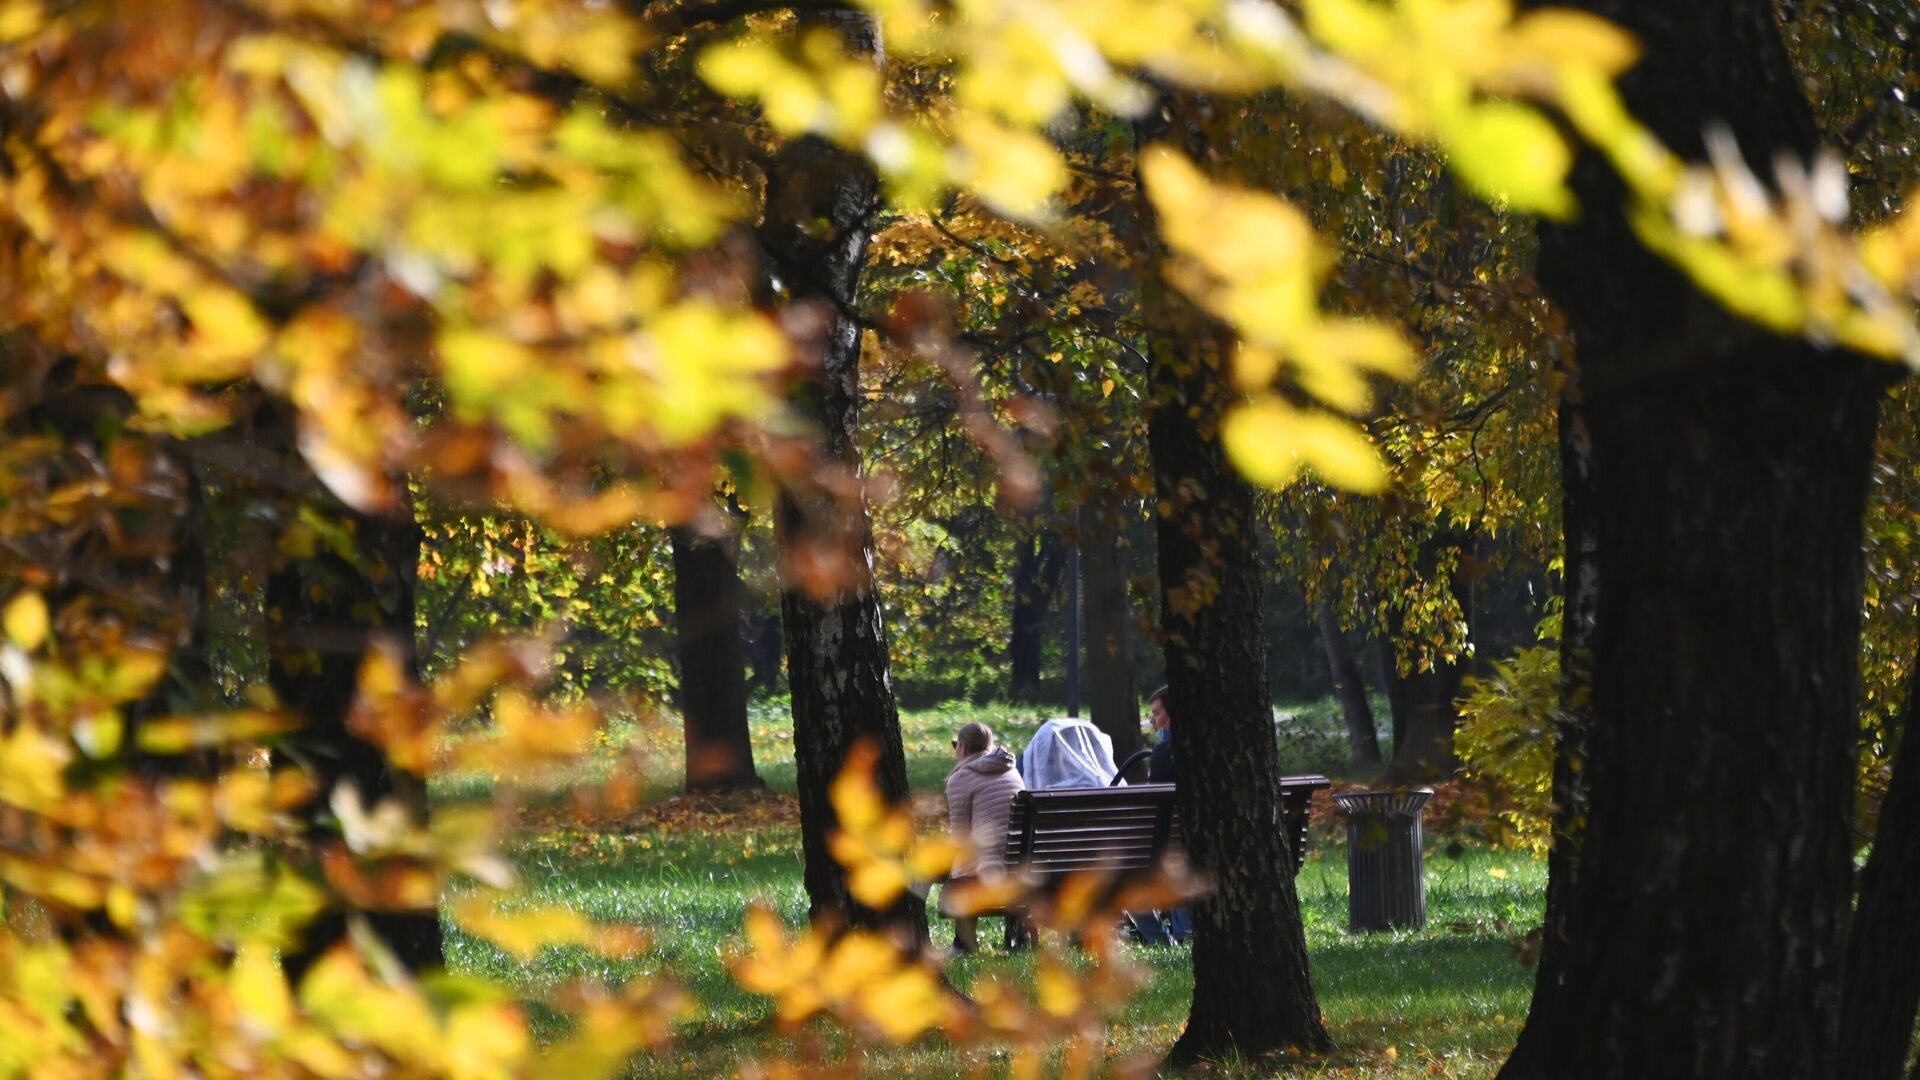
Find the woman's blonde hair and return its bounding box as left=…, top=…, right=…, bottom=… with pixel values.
left=955, top=721, right=993, bottom=755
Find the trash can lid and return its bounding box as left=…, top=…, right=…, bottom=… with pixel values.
left=1331, top=789, right=1434, bottom=816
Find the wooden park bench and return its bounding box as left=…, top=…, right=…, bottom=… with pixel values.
left=1000, top=776, right=1332, bottom=888
left=934, top=775, right=1332, bottom=944
left=933, top=772, right=1328, bottom=941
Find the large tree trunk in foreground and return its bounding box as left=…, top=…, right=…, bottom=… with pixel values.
left=1084, top=516, right=1141, bottom=762
left=1834, top=655, right=1920, bottom=1080
left=1136, top=93, right=1329, bottom=1066
left=671, top=523, right=762, bottom=793
left=1499, top=3, right=1889, bottom=1074
left=1317, top=603, right=1380, bottom=768
left=762, top=38, right=923, bottom=940
left=268, top=484, right=442, bottom=977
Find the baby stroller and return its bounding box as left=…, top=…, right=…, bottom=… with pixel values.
left=1018, top=717, right=1123, bottom=790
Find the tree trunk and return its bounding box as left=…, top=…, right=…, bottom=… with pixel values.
left=124, top=452, right=219, bottom=780
left=1009, top=531, right=1064, bottom=702
left=1515, top=388, right=1600, bottom=1054
left=745, top=609, right=784, bottom=696
left=1136, top=92, right=1330, bottom=1066
left=762, top=20, right=924, bottom=940
left=1499, top=3, right=1890, bottom=1074
left=1317, top=603, right=1380, bottom=768
left=269, top=486, right=442, bottom=977
left=1380, top=534, right=1472, bottom=784
left=671, top=524, right=762, bottom=793
left=1834, top=655, right=1920, bottom=1080
left=1084, top=517, right=1141, bottom=762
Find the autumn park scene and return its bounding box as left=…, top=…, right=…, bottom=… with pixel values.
left=5, top=0, right=1920, bottom=1076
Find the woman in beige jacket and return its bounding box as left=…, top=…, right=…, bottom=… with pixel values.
left=942, top=721, right=1024, bottom=952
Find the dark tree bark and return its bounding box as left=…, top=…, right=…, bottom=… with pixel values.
left=1083, top=516, right=1141, bottom=762
left=1499, top=3, right=1891, bottom=1074
left=1517, top=389, right=1600, bottom=1048
left=1380, top=533, right=1472, bottom=784
left=1135, top=92, right=1330, bottom=1066
left=1834, top=655, right=1920, bottom=1080
left=1008, top=530, right=1065, bottom=702
left=124, top=454, right=219, bottom=781
left=762, top=20, right=924, bottom=940
left=670, top=524, right=762, bottom=793
left=1316, top=602, right=1380, bottom=768
left=745, top=609, right=784, bottom=696
left=269, top=482, right=442, bottom=977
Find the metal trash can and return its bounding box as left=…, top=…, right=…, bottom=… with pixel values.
left=1333, top=789, right=1433, bottom=932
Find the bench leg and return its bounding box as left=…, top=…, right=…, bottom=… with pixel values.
left=1003, top=913, right=1033, bottom=951
left=953, top=915, right=979, bottom=953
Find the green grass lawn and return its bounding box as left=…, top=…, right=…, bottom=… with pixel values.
left=434, top=700, right=1543, bottom=1077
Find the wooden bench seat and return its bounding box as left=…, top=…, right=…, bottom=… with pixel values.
left=998, top=775, right=1331, bottom=891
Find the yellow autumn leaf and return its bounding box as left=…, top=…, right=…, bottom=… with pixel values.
left=906, top=836, right=961, bottom=880
left=1223, top=397, right=1305, bottom=488
left=1293, top=409, right=1391, bottom=492
left=1233, top=345, right=1284, bottom=391
left=0, top=724, right=74, bottom=814
left=1223, top=396, right=1389, bottom=492
left=230, top=944, right=294, bottom=1035
left=136, top=710, right=298, bottom=754
left=856, top=966, right=954, bottom=1042
left=1302, top=0, right=1398, bottom=62
left=816, top=931, right=900, bottom=1002
left=0, top=0, right=44, bottom=43
left=1503, top=8, right=1640, bottom=82
left=180, top=284, right=273, bottom=377
left=1442, top=102, right=1575, bottom=219
left=4, top=589, right=49, bottom=650
left=1035, top=960, right=1083, bottom=1018
left=513, top=5, right=645, bottom=87
left=950, top=114, right=1069, bottom=222
left=541, top=992, right=689, bottom=1080
left=454, top=897, right=646, bottom=962
left=0, top=850, right=104, bottom=908
left=1294, top=318, right=1417, bottom=412
left=440, top=1002, right=532, bottom=1079
left=828, top=743, right=889, bottom=833
left=867, top=121, right=948, bottom=210
left=95, top=645, right=168, bottom=702
left=491, top=689, right=599, bottom=764
left=297, top=948, right=440, bottom=1063
left=1304, top=318, right=1418, bottom=377
left=952, top=26, right=1073, bottom=127
left=642, top=302, right=790, bottom=444
left=698, top=31, right=880, bottom=142
left=846, top=858, right=911, bottom=909
left=731, top=904, right=830, bottom=1001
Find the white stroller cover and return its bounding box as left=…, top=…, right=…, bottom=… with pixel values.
left=1019, top=717, right=1121, bottom=790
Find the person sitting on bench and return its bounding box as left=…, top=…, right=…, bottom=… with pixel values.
left=1147, top=685, right=1176, bottom=783
left=941, top=721, right=1024, bottom=953
left=1134, top=685, right=1191, bottom=947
